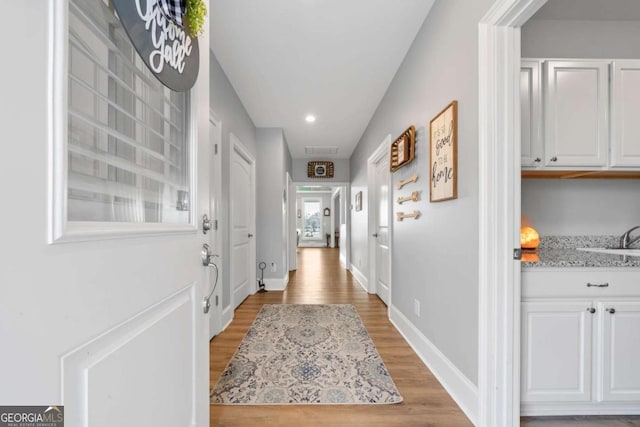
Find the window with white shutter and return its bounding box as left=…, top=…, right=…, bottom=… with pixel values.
left=58, top=0, right=193, bottom=237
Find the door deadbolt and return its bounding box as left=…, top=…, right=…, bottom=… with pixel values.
left=202, top=214, right=212, bottom=234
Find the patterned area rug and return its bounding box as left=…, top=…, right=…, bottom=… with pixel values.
left=210, top=304, right=403, bottom=405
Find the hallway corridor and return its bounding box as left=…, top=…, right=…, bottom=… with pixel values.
left=209, top=248, right=473, bottom=426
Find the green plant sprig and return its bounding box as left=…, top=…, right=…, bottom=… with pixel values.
left=185, top=0, right=207, bottom=37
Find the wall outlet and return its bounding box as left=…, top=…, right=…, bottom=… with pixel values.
left=414, top=299, right=421, bottom=317
left=271, top=262, right=276, bottom=272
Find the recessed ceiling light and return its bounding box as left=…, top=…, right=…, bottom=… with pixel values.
left=305, top=114, right=316, bottom=123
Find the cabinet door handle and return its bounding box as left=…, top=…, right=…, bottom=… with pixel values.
left=534, top=157, right=541, bottom=163
left=586, top=282, right=609, bottom=288
left=606, top=308, right=616, bottom=314
left=550, top=156, right=558, bottom=162
left=586, top=307, right=596, bottom=314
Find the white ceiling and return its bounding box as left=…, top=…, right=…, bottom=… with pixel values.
left=531, top=0, right=640, bottom=21
left=210, top=0, right=435, bottom=159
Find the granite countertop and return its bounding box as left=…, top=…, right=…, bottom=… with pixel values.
left=521, top=235, right=640, bottom=269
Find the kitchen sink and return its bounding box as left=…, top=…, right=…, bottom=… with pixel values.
left=577, top=247, right=640, bottom=257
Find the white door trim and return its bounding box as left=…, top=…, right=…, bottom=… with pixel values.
left=330, top=188, right=340, bottom=248
left=478, top=1, right=547, bottom=426
left=208, top=111, right=223, bottom=338
left=230, top=133, right=257, bottom=308
left=367, top=135, right=392, bottom=304
left=288, top=173, right=297, bottom=270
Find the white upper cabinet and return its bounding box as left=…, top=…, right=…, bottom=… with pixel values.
left=521, top=61, right=543, bottom=168
left=544, top=61, right=609, bottom=168
left=611, top=61, right=640, bottom=168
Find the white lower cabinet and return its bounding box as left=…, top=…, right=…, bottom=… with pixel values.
left=521, top=270, right=640, bottom=415
left=521, top=301, right=593, bottom=403
left=601, top=301, right=640, bottom=402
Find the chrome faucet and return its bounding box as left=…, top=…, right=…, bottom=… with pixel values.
left=620, top=226, right=640, bottom=249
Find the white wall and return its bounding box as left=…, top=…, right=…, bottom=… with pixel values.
left=292, top=158, right=350, bottom=182
left=522, top=179, right=640, bottom=235
left=350, top=0, right=494, bottom=389
left=210, top=52, right=257, bottom=310
left=522, top=19, right=640, bottom=58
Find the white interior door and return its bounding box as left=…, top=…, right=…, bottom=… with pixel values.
left=1, top=1, right=210, bottom=425
left=231, top=135, right=256, bottom=309
left=373, top=155, right=391, bottom=305
left=208, top=114, right=223, bottom=339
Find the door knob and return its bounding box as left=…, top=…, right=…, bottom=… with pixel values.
left=372, top=233, right=378, bottom=238
left=606, top=308, right=616, bottom=314
left=550, top=156, right=558, bottom=162
left=586, top=307, right=596, bottom=314
left=248, top=233, right=254, bottom=238
left=534, top=157, right=541, bottom=163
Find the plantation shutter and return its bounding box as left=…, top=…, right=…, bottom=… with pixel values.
left=67, top=0, right=190, bottom=224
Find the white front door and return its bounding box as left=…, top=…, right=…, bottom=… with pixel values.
left=231, top=135, right=256, bottom=309
left=374, top=155, right=391, bottom=305
left=0, top=1, right=210, bottom=425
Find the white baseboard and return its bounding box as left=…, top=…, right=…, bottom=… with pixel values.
left=389, top=305, right=478, bottom=425
left=349, top=264, right=369, bottom=293
left=263, top=273, right=289, bottom=291
left=522, top=402, right=640, bottom=416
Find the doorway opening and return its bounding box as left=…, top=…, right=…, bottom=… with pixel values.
left=292, top=184, right=349, bottom=272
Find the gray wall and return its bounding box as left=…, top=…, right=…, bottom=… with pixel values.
left=522, top=179, right=640, bottom=235
left=522, top=20, right=640, bottom=58
left=256, top=128, right=292, bottom=280
left=521, top=17, right=640, bottom=237
left=292, top=159, right=350, bottom=183
left=210, top=52, right=257, bottom=309
left=349, top=0, right=494, bottom=385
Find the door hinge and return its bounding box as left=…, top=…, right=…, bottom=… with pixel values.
left=215, top=295, right=219, bottom=306
left=214, top=219, right=218, bottom=230
left=513, top=248, right=522, bottom=260
left=214, top=144, right=218, bottom=155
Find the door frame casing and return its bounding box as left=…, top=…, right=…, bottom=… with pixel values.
left=208, top=110, right=223, bottom=338
left=478, top=1, right=547, bottom=426
left=367, top=134, right=393, bottom=307
left=330, top=188, right=340, bottom=248
left=230, top=133, right=257, bottom=309
left=287, top=173, right=297, bottom=270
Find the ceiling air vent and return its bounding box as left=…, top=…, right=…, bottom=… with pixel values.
left=304, top=146, right=339, bottom=155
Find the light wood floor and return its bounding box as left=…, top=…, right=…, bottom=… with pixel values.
left=210, top=248, right=640, bottom=426
left=209, top=247, right=473, bottom=427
